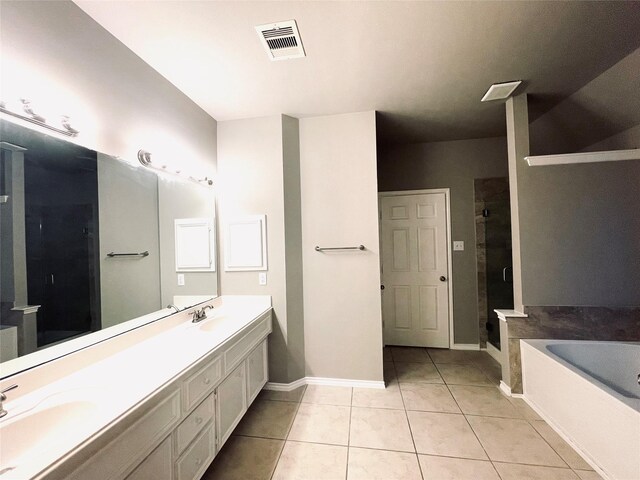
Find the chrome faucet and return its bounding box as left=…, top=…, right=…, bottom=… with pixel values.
left=191, top=305, right=214, bottom=323
left=0, top=384, right=18, bottom=418
left=167, top=304, right=180, bottom=313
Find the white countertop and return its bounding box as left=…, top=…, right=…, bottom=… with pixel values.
left=0, top=295, right=271, bottom=480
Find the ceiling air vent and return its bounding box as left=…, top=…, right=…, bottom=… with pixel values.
left=255, top=20, right=305, bottom=61
left=481, top=81, right=522, bottom=102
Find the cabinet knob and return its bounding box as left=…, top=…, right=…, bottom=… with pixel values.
left=195, top=416, right=203, bottom=425
left=195, top=458, right=202, bottom=467
left=203, top=378, right=211, bottom=385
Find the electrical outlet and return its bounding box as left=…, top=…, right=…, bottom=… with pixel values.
left=177, top=274, right=185, bottom=286
left=259, top=272, right=267, bottom=285
left=453, top=241, right=465, bottom=251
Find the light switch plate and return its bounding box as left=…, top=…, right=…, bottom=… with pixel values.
left=453, top=241, right=464, bottom=251
left=259, top=272, right=267, bottom=285
left=177, top=273, right=185, bottom=286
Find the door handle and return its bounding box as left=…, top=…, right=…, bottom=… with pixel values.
left=439, top=276, right=447, bottom=282
left=380, top=285, right=385, bottom=290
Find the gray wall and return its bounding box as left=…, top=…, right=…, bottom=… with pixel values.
left=300, top=112, right=383, bottom=381
left=378, top=137, right=509, bottom=344
left=158, top=177, right=218, bottom=307
left=217, top=115, right=304, bottom=383
left=517, top=152, right=640, bottom=307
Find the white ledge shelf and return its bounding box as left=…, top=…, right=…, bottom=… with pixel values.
left=525, top=148, right=640, bottom=166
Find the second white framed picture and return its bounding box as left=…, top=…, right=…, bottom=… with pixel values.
left=224, top=215, right=267, bottom=271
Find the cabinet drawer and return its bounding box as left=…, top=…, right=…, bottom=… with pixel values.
left=127, top=436, right=173, bottom=480
left=224, top=313, right=271, bottom=374
left=175, top=393, right=215, bottom=455
left=246, top=340, right=268, bottom=405
left=183, top=356, right=222, bottom=412
left=175, top=422, right=215, bottom=480
left=70, top=390, right=181, bottom=480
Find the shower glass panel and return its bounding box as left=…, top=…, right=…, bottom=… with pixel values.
left=483, top=198, right=513, bottom=349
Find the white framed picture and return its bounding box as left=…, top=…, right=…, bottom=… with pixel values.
left=224, top=215, right=267, bottom=271
left=175, top=218, right=216, bottom=272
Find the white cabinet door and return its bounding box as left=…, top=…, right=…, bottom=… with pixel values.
left=216, top=362, right=247, bottom=449
left=127, top=437, right=173, bottom=480
left=246, top=340, right=268, bottom=405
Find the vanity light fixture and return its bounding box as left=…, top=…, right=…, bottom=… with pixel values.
left=0, top=98, right=79, bottom=137
left=137, top=150, right=213, bottom=186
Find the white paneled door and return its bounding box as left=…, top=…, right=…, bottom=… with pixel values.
left=380, top=192, right=450, bottom=348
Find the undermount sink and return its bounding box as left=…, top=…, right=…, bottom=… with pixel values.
left=197, top=314, right=229, bottom=332
left=0, top=396, right=98, bottom=473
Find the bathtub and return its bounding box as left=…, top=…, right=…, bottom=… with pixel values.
left=521, top=340, right=640, bottom=480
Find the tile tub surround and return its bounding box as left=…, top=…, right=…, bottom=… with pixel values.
left=203, top=347, right=600, bottom=480
left=500, top=306, right=640, bottom=393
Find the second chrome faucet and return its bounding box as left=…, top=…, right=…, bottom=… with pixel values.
left=191, top=305, right=214, bottom=323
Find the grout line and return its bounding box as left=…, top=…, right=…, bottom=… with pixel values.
left=345, top=387, right=354, bottom=480
left=398, top=365, right=425, bottom=480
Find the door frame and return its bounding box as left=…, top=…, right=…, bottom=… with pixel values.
left=378, top=188, right=455, bottom=349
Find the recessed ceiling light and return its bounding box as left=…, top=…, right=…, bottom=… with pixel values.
left=481, top=81, right=522, bottom=102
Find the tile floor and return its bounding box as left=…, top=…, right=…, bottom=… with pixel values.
left=202, top=347, right=601, bottom=480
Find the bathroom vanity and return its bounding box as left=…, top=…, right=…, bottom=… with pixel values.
left=0, top=295, right=272, bottom=480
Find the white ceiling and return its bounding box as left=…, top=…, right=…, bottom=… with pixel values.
left=75, top=1, right=640, bottom=145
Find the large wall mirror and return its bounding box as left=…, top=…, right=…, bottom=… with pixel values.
left=0, top=119, right=218, bottom=377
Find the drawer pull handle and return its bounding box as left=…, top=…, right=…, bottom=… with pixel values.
left=195, top=458, right=202, bottom=467
left=203, top=378, right=211, bottom=385
left=195, top=416, right=203, bottom=425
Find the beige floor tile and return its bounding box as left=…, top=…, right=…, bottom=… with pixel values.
left=391, top=346, right=431, bottom=363
left=301, top=385, right=352, bottom=406
left=395, top=362, right=443, bottom=384
left=352, top=384, right=404, bottom=409
left=427, top=348, right=479, bottom=364
left=349, top=407, right=415, bottom=452
left=272, top=441, right=348, bottom=480
left=449, top=385, right=521, bottom=418
left=400, top=383, right=461, bottom=413
left=574, top=469, right=603, bottom=479
left=203, top=435, right=283, bottom=480
left=287, top=403, right=351, bottom=446
left=407, top=411, right=487, bottom=460
left=383, top=347, right=393, bottom=362
left=530, top=420, right=593, bottom=470
left=473, top=353, right=501, bottom=369
left=234, top=399, right=299, bottom=439
left=467, top=416, right=566, bottom=467
left=259, top=386, right=307, bottom=403
left=507, top=397, right=542, bottom=421
left=436, top=364, right=493, bottom=386
left=347, top=448, right=422, bottom=480
left=418, top=455, right=500, bottom=480
left=480, top=364, right=502, bottom=384
left=493, top=462, right=580, bottom=479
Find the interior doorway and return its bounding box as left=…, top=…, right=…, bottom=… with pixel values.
left=379, top=190, right=453, bottom=348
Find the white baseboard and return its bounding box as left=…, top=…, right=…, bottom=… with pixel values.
left=451, top=343, right=480, bottom=350
left=499, top=380, right=512, bottom=396
left=263, top=378, right=307, bottom=392
left=499, top=380, right=524, bottom=398
left=264, top=376, right=385, bottom=391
